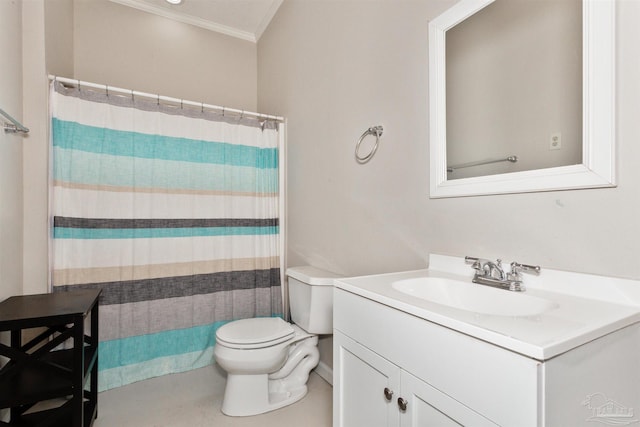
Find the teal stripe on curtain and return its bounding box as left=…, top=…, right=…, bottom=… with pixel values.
left=50, top=80, right=283, bottom=392
left=54, top=225, right=279, bottom=239
left=99, top=321, right=224, bottom=370
left=53, top=147, right=278, bottom=194
left=52, top=118, right=279, bottom=168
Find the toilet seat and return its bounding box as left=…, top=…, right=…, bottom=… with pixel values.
left=216, top=317, right=295, bottom=349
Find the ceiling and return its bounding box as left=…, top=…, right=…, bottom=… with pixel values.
left=109, top=0, right=283, bottom=43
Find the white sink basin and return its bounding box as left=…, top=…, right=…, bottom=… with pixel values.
left=335, top=255, right=640, bottom=360
left=392, top=277, right=557, bottom=317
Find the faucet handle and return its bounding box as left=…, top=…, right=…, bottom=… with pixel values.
left=510, top=262, right=541, bottom=277
left=465, top=256, right=480, bottom=270
left=465, top=256, right=495, bottom=276
left=465, top=256, right=480, bottom=264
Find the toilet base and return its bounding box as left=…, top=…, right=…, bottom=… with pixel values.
left=217, top=331, right=320, bottom=417
left=220, top=373, right=308, bottom=416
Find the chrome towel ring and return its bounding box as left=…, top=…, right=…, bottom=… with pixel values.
left=355, top=125, right=384, bottom=163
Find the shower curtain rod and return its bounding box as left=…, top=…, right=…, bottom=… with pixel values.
left=48, top=75, right=284, bottom=123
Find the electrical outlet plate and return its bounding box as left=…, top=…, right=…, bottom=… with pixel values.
left=550, top=133, right=562, bottom=150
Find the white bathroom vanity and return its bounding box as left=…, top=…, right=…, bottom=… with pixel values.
left=333, top=254, right=640, bottom=426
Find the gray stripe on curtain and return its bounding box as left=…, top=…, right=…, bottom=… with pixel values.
left=53, top=216, right=279, bottom=229
left=99, top=287, right=279, bottom=341
left=54, top=268, right=279, bottom=305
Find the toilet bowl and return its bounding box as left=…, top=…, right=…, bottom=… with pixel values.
left=214, top=266, right=339, bottom=416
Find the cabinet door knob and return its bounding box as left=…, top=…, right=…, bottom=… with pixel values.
left=397, top=397, right=408, bottom=412
left=383, top=387, right=394, bottom=401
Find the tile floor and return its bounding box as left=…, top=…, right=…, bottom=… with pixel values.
left=93, top=365, right=333, bottom=427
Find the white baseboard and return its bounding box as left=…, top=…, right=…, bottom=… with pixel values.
left=314, top=361, right=333, bottom=386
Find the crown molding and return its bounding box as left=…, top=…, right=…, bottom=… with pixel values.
left=255, top=0, right=283, bottom=41
left=109, top=0, right=258, bottom=43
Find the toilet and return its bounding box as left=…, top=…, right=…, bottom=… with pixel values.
left=214, top=266, right=339, bottom=416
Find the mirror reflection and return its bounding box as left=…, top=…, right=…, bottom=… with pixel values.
left=445, top=0, right=582, bottom=180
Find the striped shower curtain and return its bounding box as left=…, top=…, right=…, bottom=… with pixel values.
left=49, top=81, right=283, bottom=391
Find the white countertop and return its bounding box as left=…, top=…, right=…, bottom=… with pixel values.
left=334, top=255, right=640, bottom=360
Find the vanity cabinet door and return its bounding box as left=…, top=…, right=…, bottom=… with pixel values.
left=399, top=371, right=498, bottom=427
left=334, top=331, right=401, bottom=427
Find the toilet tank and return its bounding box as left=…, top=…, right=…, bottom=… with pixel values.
left=286, top=266, right=340, bottom=334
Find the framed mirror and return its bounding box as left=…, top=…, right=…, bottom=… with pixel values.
left=429, top=0, right=615, bottom=198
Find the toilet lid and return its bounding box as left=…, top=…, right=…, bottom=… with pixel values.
left=216, top=317, right=295, bottom=349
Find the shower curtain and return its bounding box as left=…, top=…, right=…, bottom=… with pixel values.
left=49, top=81, right=283, bottom=391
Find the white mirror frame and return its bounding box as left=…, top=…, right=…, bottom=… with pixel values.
left=429, top=0, right=616, bottom=198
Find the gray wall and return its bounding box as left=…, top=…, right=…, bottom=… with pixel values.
left=74, top=0, right=258, bottom=111
left=0, top=0, right=24, bottom=303
left=1, top=1, right=24, bottom=420
left=258, top=0, right=640, bottom=368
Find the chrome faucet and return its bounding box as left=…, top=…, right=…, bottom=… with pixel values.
left=482, top=259, right=506, bottom=280
left=465, top=256, right=540, bottom=292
